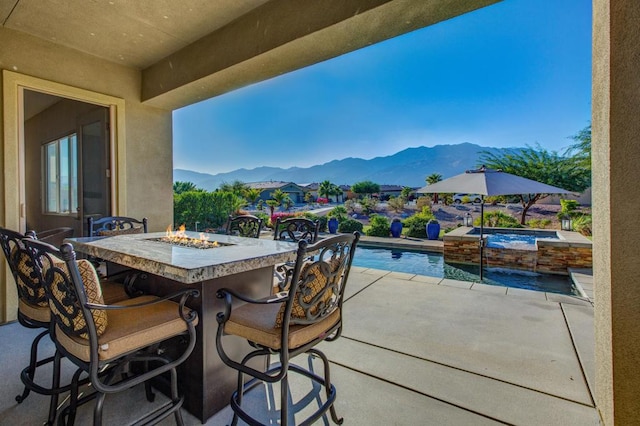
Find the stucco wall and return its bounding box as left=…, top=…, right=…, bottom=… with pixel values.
left=593, top=0, right=640, bottom=424
left=0, top=27, right=173, bottom=321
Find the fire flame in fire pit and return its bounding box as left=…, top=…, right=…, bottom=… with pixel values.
left=158, top=224, right=220, bottom=249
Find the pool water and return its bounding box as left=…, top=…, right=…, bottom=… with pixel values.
left=352, top=246, right=578, bottom=296
left=486, top=233, right=560, bottom=249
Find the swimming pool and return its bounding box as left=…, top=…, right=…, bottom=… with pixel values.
left=352, top=246, right=579, bottom=295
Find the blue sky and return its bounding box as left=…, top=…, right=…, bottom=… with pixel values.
left=173, top=0, right=592, bottom=174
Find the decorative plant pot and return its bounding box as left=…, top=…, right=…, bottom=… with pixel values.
left=390, top=221, right=403, bottom=238
left=328, top=217, right=339, bottom=234
left=426, top=222, right=440, bottom=240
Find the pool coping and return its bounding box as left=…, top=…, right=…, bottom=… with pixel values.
left=356, top=235, right=444, bottom=252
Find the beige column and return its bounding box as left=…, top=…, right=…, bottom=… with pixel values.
left=593, top=0, right=640, bottom=424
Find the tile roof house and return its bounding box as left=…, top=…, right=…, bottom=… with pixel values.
left=246, top=181, right=307, bottom=203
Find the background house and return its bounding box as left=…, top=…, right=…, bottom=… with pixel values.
left=247, top=181, right=307, bottom=204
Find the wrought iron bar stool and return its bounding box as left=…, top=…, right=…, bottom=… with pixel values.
left=24, top=239, right=199, bottom=425
left=1, top=227, right=135, bottom=424
left=87, top=216, right=148, bottom=237
left=226, top=214, right=263, bottom=238
left=215, top=232, right=360, bottom=426
left=273, top=217, right=321, bottom=291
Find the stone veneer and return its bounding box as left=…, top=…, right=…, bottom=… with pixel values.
left=443, top=227, right=592, bottom=275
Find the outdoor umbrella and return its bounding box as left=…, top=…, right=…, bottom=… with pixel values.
left=417, top=166, right=572, bottom=279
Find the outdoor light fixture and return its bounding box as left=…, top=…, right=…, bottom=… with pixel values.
left=561, top=216, right=573, bottom=231
left=465, top=212, right=473, bottom=227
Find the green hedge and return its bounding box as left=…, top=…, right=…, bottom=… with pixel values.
left=173, top=190, right=244, bottom=230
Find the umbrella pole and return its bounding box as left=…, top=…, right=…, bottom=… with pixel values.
left=480, top=196, right=484, bottom=280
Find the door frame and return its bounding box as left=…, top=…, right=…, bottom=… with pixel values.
left=3, top=70, right=126, bottom=233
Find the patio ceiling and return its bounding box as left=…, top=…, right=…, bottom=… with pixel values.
left=0, top=0, right=501, bottom=110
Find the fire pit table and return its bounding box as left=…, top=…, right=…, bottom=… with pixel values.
left=66, top=231, right=298, bottom=423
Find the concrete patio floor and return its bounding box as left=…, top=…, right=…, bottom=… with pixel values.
left=0, top=266, right=598, bottom=425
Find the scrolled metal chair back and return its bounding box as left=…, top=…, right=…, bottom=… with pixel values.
left=226, top=214, right=263, bottom=238
left=23, top=240, right=91, bottom=339
left=280, top=232, right=360, bottom=328
left=274, top=217, right=320, bottom=244
left=0, top=227, right=45, bottom=307
left=87, top=216, right=148, bottom=236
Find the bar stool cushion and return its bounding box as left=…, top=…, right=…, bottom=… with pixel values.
left=55, top=295, right=197, bottom=362
left=226, top=302, right=340, bottom=350
left=18, top=299, right=51, bottom=322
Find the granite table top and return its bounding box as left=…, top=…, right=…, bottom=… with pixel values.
left=66, top=232, right=299, bottom=284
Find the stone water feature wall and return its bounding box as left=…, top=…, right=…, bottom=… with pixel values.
left=443, top=227, right=593, bottom=275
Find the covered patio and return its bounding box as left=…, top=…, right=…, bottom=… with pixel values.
left=2, top=0, right=639, bottom=424
left=0, top=266, right=597, bottom=425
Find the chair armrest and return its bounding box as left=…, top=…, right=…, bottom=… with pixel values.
left=215, top=288, right=289, bottom=324
left=85, top=289, right=200, bottom=323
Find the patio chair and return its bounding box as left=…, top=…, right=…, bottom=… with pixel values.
left=226, top=214, right=263, bottom=238
left=0, top=226, right=133, bottom=425
left=23, top=238, right=199, bottom=426
left=87, top=216, right=148, bottom=237
left=87, top=216, right=148, bottom=291
left=273, top=217, right=319, bottom=244
left=273, top=217, right=321, bottom=290
left=215, top=232, right=360, bottom=426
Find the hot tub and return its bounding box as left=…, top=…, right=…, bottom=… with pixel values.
left=443, top=227, right=592, bottom=275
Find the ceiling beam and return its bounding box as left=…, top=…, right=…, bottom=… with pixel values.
left=141, top=0, right=501, bottom=110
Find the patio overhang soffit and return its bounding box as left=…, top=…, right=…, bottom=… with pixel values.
left=1, top=0, right=500, bottom=111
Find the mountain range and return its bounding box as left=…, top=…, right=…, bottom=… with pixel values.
left=173, top=143, right=512, bottom=190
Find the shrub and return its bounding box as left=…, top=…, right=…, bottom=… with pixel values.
left=572, top=214, right=592, bottom=236
left=338, top=218, right=364, bottom=233
left=302, top=212, right=327, bottom=232
left=484, top=196, right=500, bottom=205
left=416, top=196, right=432, bottom=211
left=387, top=196, right=406, bottom=213
left=474, top=211, right=522, bottom=228
left=344, top=199, right=357, bottom=213
left=327, top=206, right=348, bottom=221
left=365, top=214, right=391, bottom=237
left=403, top=207, right=435, bottom=238
left=254, top=212, right=270, bottom=228
left=360, top=196, right=378, bottom=215
left=528, top=218, right=552, bottom=229
left=270, top=211, right=296, bottom=227
left=558, top=199, right=580, bottom=220
left=527, top=219, right=541, bottom=228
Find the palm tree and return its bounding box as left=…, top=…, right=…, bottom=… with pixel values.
left=329, top=183, right=342, bottom=203
left=426, top=173, right=443, bottom=204
left=173, top=181, right=199, bottom=194
left=244, top=188, right=261, bottom=207
left=266, top=200, right=279, bottom=218
left=318, top=180, right=334, bottom=202
left=271, top=189, right=287, bottom=207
